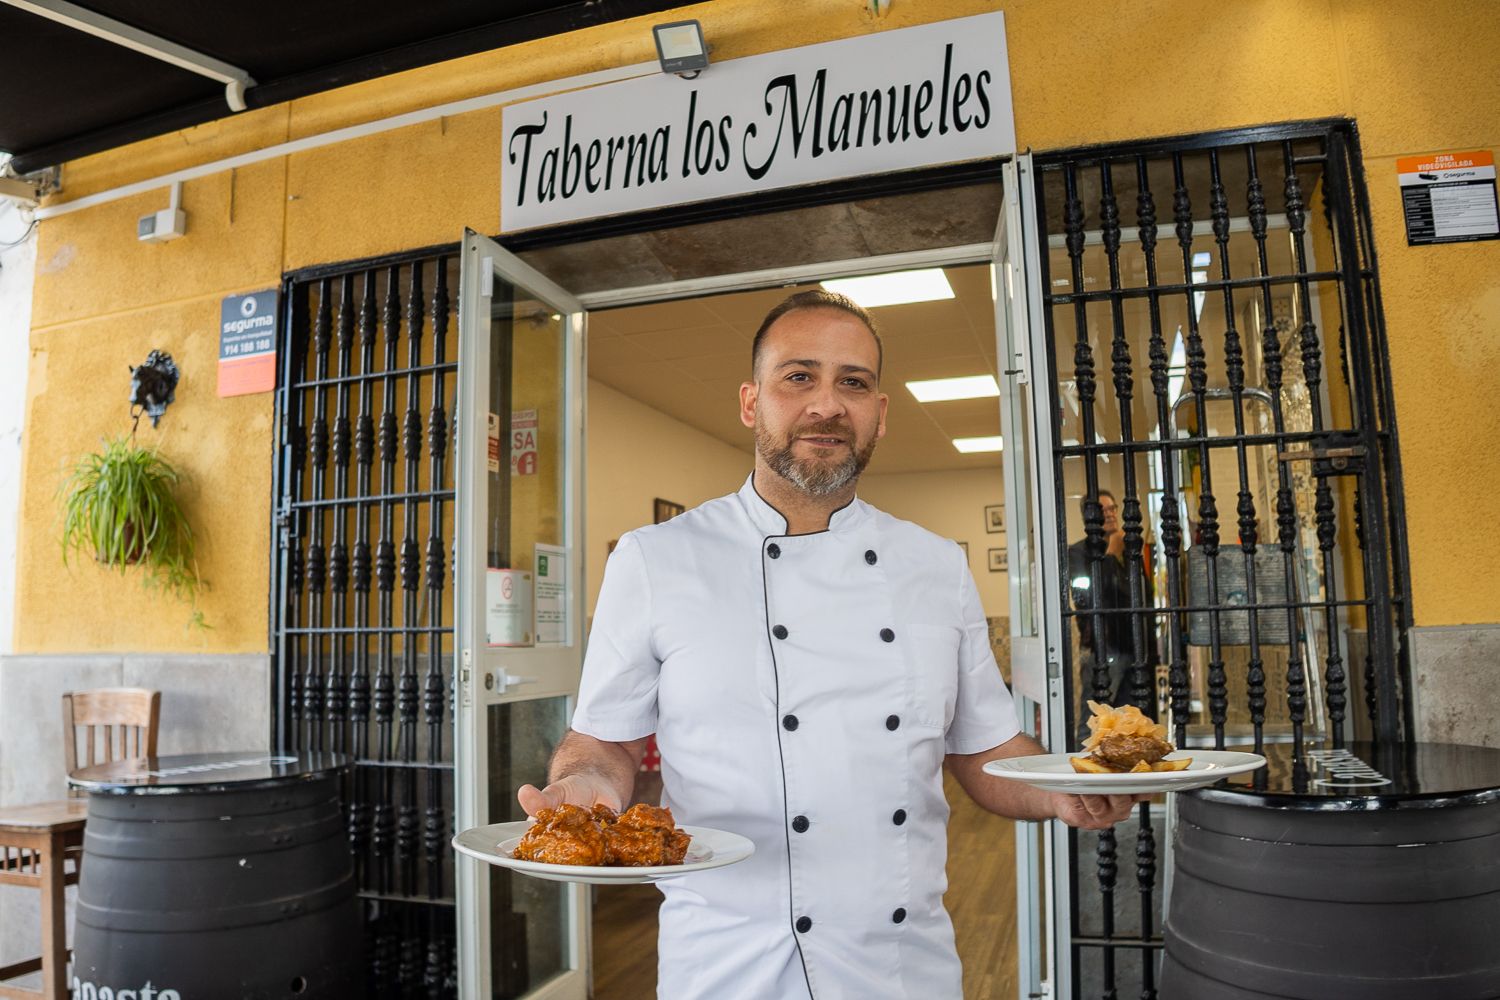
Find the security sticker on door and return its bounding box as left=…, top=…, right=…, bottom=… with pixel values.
left=486, top=568, right=534, bottom=647
left=512, top=409, right=538, bottom=476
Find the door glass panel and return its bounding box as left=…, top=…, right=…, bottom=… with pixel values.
left=485, top=696, right=571, bottom=998
left=456, top=231, right=587, bottom=1000
left=485, top=288, right=571, bottom=650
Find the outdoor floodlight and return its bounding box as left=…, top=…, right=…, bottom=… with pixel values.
left=653, top=20, right=709, bottom=77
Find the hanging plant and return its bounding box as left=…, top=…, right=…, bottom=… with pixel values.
left=59, top=434, right=207, bottom=628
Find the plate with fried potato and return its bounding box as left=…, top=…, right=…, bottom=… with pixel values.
left=982, top=749, right=1266, bottom=794
left=982, top=701, right=1265, bottom=793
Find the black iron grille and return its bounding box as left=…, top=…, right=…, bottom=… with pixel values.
left=273, top=247, right=462, bottom=998
left=1030, top=120, right=1411, bottom=998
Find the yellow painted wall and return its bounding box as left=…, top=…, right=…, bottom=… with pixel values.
left=16, top=0, right=1500, bottom=653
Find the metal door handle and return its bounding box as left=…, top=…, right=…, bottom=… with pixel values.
left=497, top=671, right=538, bottom=691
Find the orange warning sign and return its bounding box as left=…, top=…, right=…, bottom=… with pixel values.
left=1397, top=150, right=1493, bottom=174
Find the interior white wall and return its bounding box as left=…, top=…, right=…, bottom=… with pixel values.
left=585, top=379, right=750, bottom=616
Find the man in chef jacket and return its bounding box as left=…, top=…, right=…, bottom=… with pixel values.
left=519, top=290, right=1145, bottom=999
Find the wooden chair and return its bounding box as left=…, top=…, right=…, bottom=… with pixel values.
left=0, top=689, right=160, bottom=998
left=63, top=688, right=161, bottom=789
left=0, top=800, right=87, bottom=999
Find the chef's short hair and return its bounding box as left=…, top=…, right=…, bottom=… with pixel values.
left=751, top=289, right=883, bottom=381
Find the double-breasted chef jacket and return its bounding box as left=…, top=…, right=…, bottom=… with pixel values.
left=573, top=476, right=1020, bottom=999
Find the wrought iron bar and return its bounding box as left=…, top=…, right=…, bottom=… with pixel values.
left=1047, top=268, right=1344, bottom=305
left=1098, top=828, right=1118, bottom=1000
left=1097, top=160, right=1154, bottom=716
left=1061, top=165, right=1112, bottom=730
left=350, top=268, right=377, bottom=883
left=280, top=288, right=308, bottom=754
left=1207, top=148, right=1269, bottom=752
left=398, top=261, right=426, bottom=899
left=1246, top=144, right=1310, bottom=754
left=1326, top=132, right=1401, bottom=743
left=293, top=360, right=460, bottom=391
left=1172, top=152, right=1229, bottom=749
left=305, top=279, right=331, bottom=753
left=1136, top=802, right=1157, bottom=1000
left=1283, top=144, right=1348, bottom=745
left=1136, top=157, right=1192, bottom=747
left=291, top=489, right=457, bottom=510
left=328, top=274, right=354, bottom=757
left=425, top=258, right=451, bottom=904
left=374, top=264, right=401, bottom=895
left=1061, top=596, right=1373, bottom=617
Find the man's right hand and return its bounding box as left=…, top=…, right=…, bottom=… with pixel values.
left=517, top=771, right=624, bottom=818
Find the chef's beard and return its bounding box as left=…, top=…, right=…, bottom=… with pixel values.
left=756, top=417, right=878, bottom=498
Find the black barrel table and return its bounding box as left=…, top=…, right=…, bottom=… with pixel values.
left=1162, top=741, right=1500, bottom=999
left=69, top=751, right=361, bottom=1000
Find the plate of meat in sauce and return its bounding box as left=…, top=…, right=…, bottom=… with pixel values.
left=453, top=803, right=755, bottom=884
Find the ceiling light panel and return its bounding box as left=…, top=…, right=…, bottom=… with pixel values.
left=953, top=436, right=1004, bottom=453
left=905, top=374, right=1000, bottom=403
left=822, top=269, right=955, bottom=308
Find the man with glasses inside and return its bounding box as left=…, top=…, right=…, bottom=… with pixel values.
left=1068, top=489, right=1157, bottom=741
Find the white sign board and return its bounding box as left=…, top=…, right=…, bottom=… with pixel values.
left=486, top=567, right=533, bottom=647
left=534, top=543, right=567, bottom=645
left=500, top=12, right=1014, bottom=232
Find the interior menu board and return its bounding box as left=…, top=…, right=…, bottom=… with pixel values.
left=1398, top=150, right=1499, bottom=246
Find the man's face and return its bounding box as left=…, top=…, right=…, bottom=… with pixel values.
left=739, top=308, right=889, bottom=498
left=1099, top=494, right=1120, bottom=535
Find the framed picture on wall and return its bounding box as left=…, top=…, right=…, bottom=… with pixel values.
left=957, top=541, right=969, bottom=560
left=654, top=498, right=685, bottom=524
left=984, top=504, right=1004, bottom=534
left=988, top=547, right=1008, bottom=572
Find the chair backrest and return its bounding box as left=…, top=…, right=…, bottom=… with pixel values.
left=63, top=688, right=161, bottom=784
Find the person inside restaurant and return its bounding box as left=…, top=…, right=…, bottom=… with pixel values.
left=517, top=290, right=1143, bottom=998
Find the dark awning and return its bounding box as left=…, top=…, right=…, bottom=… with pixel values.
left=1, top=0, right=684, bottom=175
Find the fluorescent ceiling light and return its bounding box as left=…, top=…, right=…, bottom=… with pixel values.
left=822, top=268, right=954, bottom=308
left=1192, top=251, right=1212, bottom=267
left=906, top=374, right=1000, bottom=403
left=953, top=436, right=1004, bottom=453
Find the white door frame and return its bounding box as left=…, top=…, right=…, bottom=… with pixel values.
left=454, top=161, right=1069, bottom=998
left=455, top=229, right=590, bottom=1000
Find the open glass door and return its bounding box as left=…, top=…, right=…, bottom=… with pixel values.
left=997, top=154, right=1069, bottom=1000
left=455, top=230, right=589, bottom=1000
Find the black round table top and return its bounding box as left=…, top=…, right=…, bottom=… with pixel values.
left=69, top=751, right=351, bottom=795
left=1193, top=740, right=1500, bottom=810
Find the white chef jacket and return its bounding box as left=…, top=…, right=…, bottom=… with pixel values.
left=573, top=476, right=1020, bottom=999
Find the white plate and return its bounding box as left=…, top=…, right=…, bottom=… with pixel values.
left=982, top=750, right=1266, bottom=794
left=452, top=821, right=755, bottom=885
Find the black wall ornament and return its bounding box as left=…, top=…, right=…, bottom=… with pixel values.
left=128, top=350, right=180, bottom=430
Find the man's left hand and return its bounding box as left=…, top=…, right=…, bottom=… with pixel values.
left=1051, top=792, right=1152, bottom=829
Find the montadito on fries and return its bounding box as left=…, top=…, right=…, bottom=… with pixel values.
left=1069, top=701, right=1192, bottom=774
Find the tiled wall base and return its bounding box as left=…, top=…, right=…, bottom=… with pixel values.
left=1410, top=624, right=1500, bottom=749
